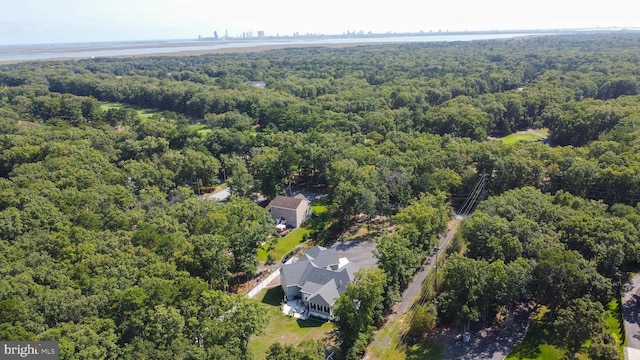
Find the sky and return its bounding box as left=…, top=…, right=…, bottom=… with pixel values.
left=0, top=0, right=638, bottom=45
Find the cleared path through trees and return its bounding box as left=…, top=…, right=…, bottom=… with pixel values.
left=364, top=216, right=463, bottom=360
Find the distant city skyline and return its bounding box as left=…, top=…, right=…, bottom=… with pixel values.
left=1, top=0, right=638, bottom=45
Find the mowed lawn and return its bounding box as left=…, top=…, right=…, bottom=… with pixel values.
left=505, top=306, right=569, bottom=360
left=257, top=226, right=311, bottom=262
left=501, top=129, right=549, bottom=145
left=257, top=203, right=329, bottom=262
left=248, top=286, right=334, bottom=360
left=100, top=102, right=159, bottom=119
left=189, top=124, right=212, bottom=136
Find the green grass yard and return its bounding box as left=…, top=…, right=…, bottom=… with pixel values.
left=189, top=124, right=213, bottom=136
left=502, top=133, right=544, bottom=144
left=603, top=299, right=626, bottom=357
left=100, top=102, right=159, bottom=119
left=500, top=129, right=549, bottom=145
left=311, top=203, right=328, bottom=215
left=248, top=286, right=334, bottom=360
left=505, top=306, right=569, bottom=360
left=257, top=202, right=330, bottom=262
left=102, top=102, right=213, bottom=134
left=258, top=226, right=312, bottom=262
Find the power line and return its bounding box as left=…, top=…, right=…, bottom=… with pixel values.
left=371, top=173, right=486, bottom=359
left=458, top=171, right=487, bottom=216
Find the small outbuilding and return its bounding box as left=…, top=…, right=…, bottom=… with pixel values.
left=266, top=194, right=312, bottom=228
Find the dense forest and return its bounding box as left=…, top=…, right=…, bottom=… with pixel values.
left=1, top=32, right=640, bottom=359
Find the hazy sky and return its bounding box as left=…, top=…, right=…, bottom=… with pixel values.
left=1, top=0, right=638, bottom=45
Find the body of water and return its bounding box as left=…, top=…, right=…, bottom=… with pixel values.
left=0, top=32, right=557, bottom=62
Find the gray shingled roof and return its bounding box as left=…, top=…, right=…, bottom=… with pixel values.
left=281, top=260, right=311, bottom=288
left=281, top=246, right=356, bottom=307
left=266, top=195, right=307, bottom=211
left=309, top=281, right=340, bottom=308
left=334, top=263, right=357, bottom=292
left=305, top=246, right=339, bottom=269
left=303, top=245, right=325, bottom=259
left=300, top=280, right=324, bottom=295
left=304, top=266, right=340, bottom=288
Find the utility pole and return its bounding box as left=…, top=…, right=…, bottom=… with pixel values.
left=433, top=246, right=440, bottom=293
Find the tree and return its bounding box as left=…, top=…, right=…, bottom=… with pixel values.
left=0, top=207, right=24, bottom=240
left=562, top=157, right=600, bottom=198
left=200, top=197, right=272, bottom=277
left=58, top=94, right=83, bottom=125
left=204, top=110, right=253, bottom=131
left=557, top=213, right=636, bottom=278
left=503, top=257, right=534, bottom=310
left=327, top=159, right=387, bottom=225
left=0, top=323, right=34, bottom=341
left=179, top=148, right=220, bottom=187
left=333, top=268, right=386, bottom=356
left=249, top=146, right=285, bottom=198
left=437, top=254, right=487, bottom=328
left=373, top=233, right=422, bottom=310
left=143, top=305, right=187, bottom=356
left=330, top=182, right=376, bottom=226
left=546, top=99, right=628, bottom=146
left=187, top=290, right=267, bottom=358
left=415, top=167, right=462, bottom=195
left=0, top=298, right=28, bottom=325
left=554, top=296, right=605, bottom=359
left=80, top=97, right=104, bottom=123
left=105, top=107, right=137, bottom=128
left=134, top=116, right=177, bottom=140
left=424, top=98, right=490, bottom=140
left=462, top=212, right=511, bottom=262
left=393, top=192, right=450, bottom=250
left=224, top=155, right=254, bottom=197
left=0, top=108, right=20, bottom=134
left=589, top=332, right=621, bottom=360
left=38, top=317, right=120, bottom=360
left=188, top=234, right=232, bottom=291
left=266, top=343, right=296, bottom=360
left=406, top=304, right=437, bottom=340
left=533, top=248, right=610, bottom=312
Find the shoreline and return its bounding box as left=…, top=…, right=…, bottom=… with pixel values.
left=0, top=31, right=572, bottom=64
left=0, top=41, right=413, bottom=64
left=3, top=29, right=634, bottom=64
left=129, top=41, right=392, bottom=57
